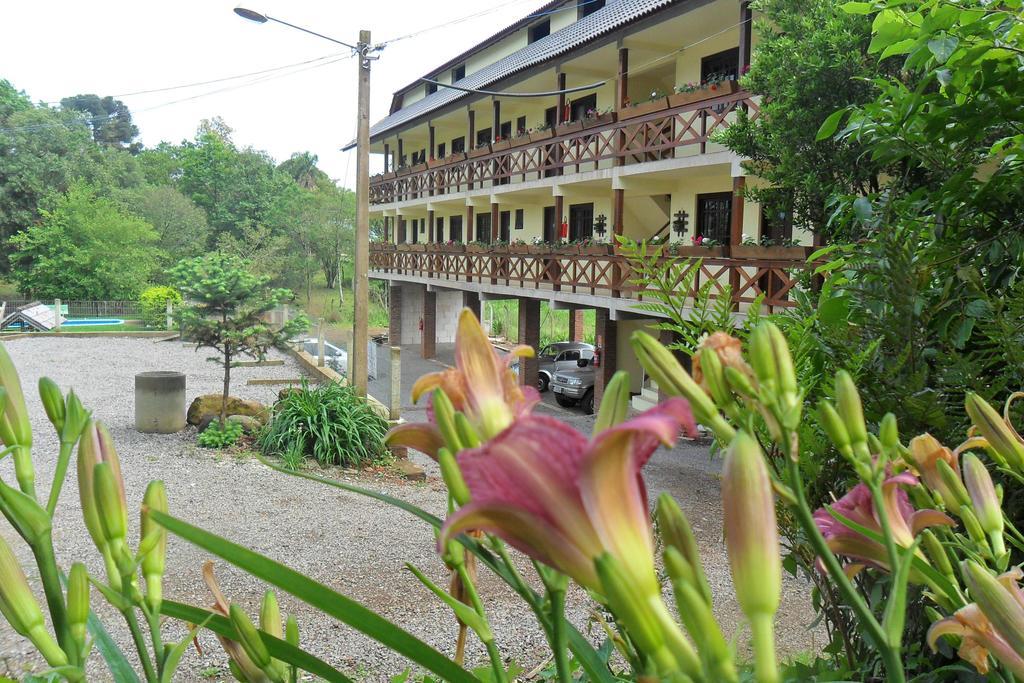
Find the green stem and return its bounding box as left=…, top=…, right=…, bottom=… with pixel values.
left=144, top=605, right=166, bottom=679
left=122, top=607, right=158, bottom=683
left=749, top=613, right=778, bottom=683
left=867, top=480, right=904, bottom=579
left=456, top=563, right=507, bottom=683
left=45, top=441, right=75, bottom=517
left=13, top=444, right=35, bottom=498
left=550, top=588, right=571, bottom=683
left=785, top=458, right=905, bottom=683
left=31, top=534, right=74, bottom=665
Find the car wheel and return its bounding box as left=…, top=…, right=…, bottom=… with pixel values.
left=581, top=389, right=594, bottom=415
left=555, top=394, right=577, bottom=408
left=537, top=375, right=550, bottom=393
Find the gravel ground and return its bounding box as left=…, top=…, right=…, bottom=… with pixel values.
left=0, top=337, right=819, bottom=682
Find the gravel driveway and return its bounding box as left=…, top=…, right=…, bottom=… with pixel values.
left=0, top=337, right=817, bottom=681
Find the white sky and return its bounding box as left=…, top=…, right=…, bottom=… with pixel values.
left=0, top=0, right=548, bottom=187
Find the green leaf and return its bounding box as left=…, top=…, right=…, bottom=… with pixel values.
left=406, top=564, right=493, bottom=642
left=879, top=38, right=916, bottom=60
left=927, top=34, right=959, bottom=62
left=151, top=511, right=478, bottom=683
left=816, top=109, right=847, bottom=141
left=58, top=571, right=141, bottom=683
left=840, top=1, right=874, bottom=14
left=161, top=600, right=353, bottom=683
left=882, top=540, right=918, bottom=647
left=817, top=296, right=850, bottom=326
left=853, top=197, right=874, bottom=222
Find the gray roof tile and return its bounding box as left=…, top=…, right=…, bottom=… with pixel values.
left=367, top=0, right=676, bottom=141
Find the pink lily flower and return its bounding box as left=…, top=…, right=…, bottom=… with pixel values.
left=387, top=309, right=539, bottom=457
left=813, top=472, right=955, bottom=575
left=438, top=399, right=697, bottom=592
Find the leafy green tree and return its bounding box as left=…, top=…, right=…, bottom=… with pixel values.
left=9, top=182, right=160, bottom=299
left=278, top=151, right=330, bottom=190
left=171, top=253, right=307, bottom=425
left=59, top=94, right=141, bottom=152
left=119, top=185, right=210, bottom=265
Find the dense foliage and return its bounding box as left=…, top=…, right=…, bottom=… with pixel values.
left=258, top=382, right=390, bottom=468
left=138, top=285, right=182, bottom=329
left=197, top=420, right=244, bottom=449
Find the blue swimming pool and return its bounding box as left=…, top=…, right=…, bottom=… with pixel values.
left=62, top=319, right=124, bottom=326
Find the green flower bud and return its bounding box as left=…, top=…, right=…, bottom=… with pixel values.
left=94, top=463, right=127, bottom=547
left=835, top=371, right=869, bottom=460
left=665, top=548, right=735, bottom=682
left=959, top=505, right=989, bottom=549
left=936, top=458, right=970, bottom=512
left=430, top=389, right=463, bottom=453
left=38, top=377, right=65, bottom=434
left=593, top=371, right=631, bottom=434
left=0, top=479, right=51, bottom=546
left=60, top=391, right=89, bottom=445
left=818, top=401, right=855, bottom=462
left=141, top=481, right=167, bottom=613
left=724, top=365, right=757, bottom=398
left=722, top=431, right=780, bottom=620
left=67, top=562, right=90, bottom=650
left=0, top=535, right=66, bottom=667
left=656, top=493, right=711, bottom=605
left=0, top=344, right=33, bottom=496
left=963, top=560, right=1024, bottom=656
left=696, top=347, right=731, bottom=408
left=78, top=421, right=124, bottom=551
left=879, top=413, right=899, bottom=453
left=963, top=454, right=1001, bottom=534
left=285, top=614, right=299, bottom=647
left=631, top=331, right=735, bottom=441
left=920, top=529, right=954, bottom=579
left=594, top=553, right=666, bottom=665
left=438, top=448, right=470, bottom=506
left=260, top=591, right=282, bottom=639
left=229, top=603, right=272, bottom=671
left=453, top=412, right=480, bottom=449
left=966, top=393, right=1024, bottom=471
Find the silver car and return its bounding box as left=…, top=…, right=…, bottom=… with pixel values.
left=520, top=341, right=595, bottom=392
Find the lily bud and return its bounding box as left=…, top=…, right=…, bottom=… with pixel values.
left=695, top=346, right=733, bottom=410
left=959, top=505, right=989, bottom=550
left=751, top=322, right=800, bottom=428
left=61, top=391, right=89, bottom=445
left=966, top=393, right=1024, bottom=471
left=656, top=493, right=711, bottom=605
left=285, top=614, right=299, bottom=647
left=0, top=479, right=52, bottom=546
left=438, top=448, right=470, bottom=506
left=430, top=389, right=463, bottom=453
left=38, top=377, right=65, bottom=434
left=963, top=453, right=1005, bottom=557
left=835, top=371, right=869, bottom=461
left=141, top=481, right=167, bottom=612
left=962, top=560, right=1024, bottom=657
left=722, top=431, right=780, bottom=620
left=0, top=536, right=66, bottom=667
left=94, top=463, right=128, bottom=568
left=229, top=603, right=272, bottom=671
left=724, top=365, right=757, bottom=398
left=0, top=344, right=33, bottom=496
left=665, top=548, right=735, bottom=681
left=67, top=562, right=90, bottom=650
left=78, top=421, right=125, bottom=551
left=818, top=401, right=855, bottom=463
left=453, top=412, right=481, bottom=449
left=920, top=529, right=954, bottom=580
left=260, top=591, right=282, bottom=639
left=934, top=459, right=969, bottom=511
left=593, top=371, right=631, bottom=433
left=879, top=413, right=899, bottom=454
left=631, top=331, right=735, bottom=441
left=594, top=553, right=668, bottom=669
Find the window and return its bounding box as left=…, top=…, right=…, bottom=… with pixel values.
left=543, top=206, right=557, bottom=242
left=410, top=219, right=418, bottom=244
left=452, top=64, right=466, bottom=82
left=515, top=209, right=524, bottom=230
left=425, top=81, right=437, bottom=95
left=696, top=192, right=733, bottom=243
left=528, top=18, right=550, bottom=43
left=476, top=127, right=492, bottom=146
left=500, top=211, right=511, bottom=242
left=701, top=47, right=740, bottom=83
left=499, top=121, right=512, bottom=140
left=436, top=216, right=444, bottom=243
left=578, top=0, right=605, bottom=19
left=449, top=216, right=463, bottom=242
left=476, top=213, right=491, bottom=242
left=451, top=136, right=465, bottom=154
left=516, top=115, right=527, bottom=135
left=570, top=93, right=597, bottom=122
left=569, top=203, right=594, bottom=241
left=436, top=142, right=446, bottom=159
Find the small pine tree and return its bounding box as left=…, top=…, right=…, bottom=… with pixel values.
left=171, top=253, right=308, bottom=425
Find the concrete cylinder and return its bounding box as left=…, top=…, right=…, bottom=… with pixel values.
left=134, top=371, right=186, bottom=434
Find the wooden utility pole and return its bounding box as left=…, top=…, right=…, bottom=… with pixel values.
left=353, top=29, right=372, bottom=396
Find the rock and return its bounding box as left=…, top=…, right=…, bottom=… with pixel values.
left=226, top=415, right=263, bottom=434
left=187, top=394, right=268, bottom=426
left=393, top=459, right=425, bottom=481
left=197, top=415, right=217, bottom=434
left=277, top=387, right=302, bottom=402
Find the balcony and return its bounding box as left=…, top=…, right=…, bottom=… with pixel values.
left=370, top=242, right=815, bottom=313
left=370, top=84, right=758, bottom=206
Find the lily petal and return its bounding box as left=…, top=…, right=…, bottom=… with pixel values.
left=909, top=509, right=957, bottom=536
left=385, top=423, right=445, bottom=460
left=411, top=369, right=467, bottom=408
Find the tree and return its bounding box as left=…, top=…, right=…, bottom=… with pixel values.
left=9, top=182, right=159, bottom=299
left=59, top=94, right=141, bottom=152
left=171, top=253, right=307, bottom=425
left=278, top=152, right=330, bottom=190
left=119, top=185, right=210, bottom=265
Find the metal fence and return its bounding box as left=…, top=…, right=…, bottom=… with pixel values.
left=0, top=299, right=143, bottom=318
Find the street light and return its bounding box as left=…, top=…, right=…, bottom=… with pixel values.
left=234, top=7, right=378, bottom=398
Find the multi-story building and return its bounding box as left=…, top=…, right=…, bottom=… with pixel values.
left=363, top=0, right=816, bottom=408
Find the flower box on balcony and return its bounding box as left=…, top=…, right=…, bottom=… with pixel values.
left=529, top=129, right=553, bottom=143
left=509, top=244, right=530, bottom=254
left=555, top=120, right=584, bottom=136
left=467, top=243, right=489, bottom=253
left=439, top=243, right=466, bottom=253
left=426, top=157, right=445, bottom=169
left=582, top=112, right=616, bottom=129
left=382, top=171, right=397, bottom=180
left=668, top=80, right=740, bottom=109
left=527, top=245, right=552, bottom=254
left=469, top=144, right=491, bottom=159
left=409, top=162, right=427, bottom=174
left=618, top=97, right=671, bottom=121
left=671, top=245, right=728, bottom=258
left=509, top=134, right=533, bottom=149
left=730, top=244, right=814, bottom=260
left=396, top=166, right=412, bottom=176
left=369, top=242, right=395, bottom=252
left=491, top=244, right=509, bottom=253
left=446, top=152, right=467, bottom=164
left=553, top=244, right=581, bottom=255
left=396, top=243, right=426, bottom=252
left=491, top=139, right=512, bottom=152
left=579, top=243, right=614, bottom=256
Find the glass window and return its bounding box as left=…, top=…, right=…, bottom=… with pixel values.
left=701, top=48, right=740, bottom=83
left=696, top=192, right=733, bottom=243
left=452, top=64, right=466, bottom=82
left=529, top=18, right=550, bottom=43
left=578, top=0, right=605, bottom=19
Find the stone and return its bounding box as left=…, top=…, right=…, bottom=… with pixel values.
left=393, top=459, right=425, bottom=481
left=135, top=371, right=186, bottom=434
left=226, top=415, right=263, bottom=434
left=187, top=394, right=268, bottom=426
left=278, top=387, right=302, bottom=402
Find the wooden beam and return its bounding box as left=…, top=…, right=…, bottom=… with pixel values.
left=490, top=202, right=500, bottom=243
left=557, top=72, right=568, bottom=123
left=613, top=189, right=625, bottom=237
left=428, top=125, right=436, bottom=158
left=617, top=47, right=629, bottom=109
left=730, top=177, right=746, bottom=246
left=466, top=205, right=474, bottom=242
left=739, top=1, right=753, bottom=71
left=492, top=99, right=500, bottom=138
left=428, top=209, right=435, bottom=243
left=383, top=143, right=390, bottom=173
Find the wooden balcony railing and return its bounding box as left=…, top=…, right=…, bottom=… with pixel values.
left=369, top=243, right=813, bottom=312
left=370, top=87, right=760, bottom=205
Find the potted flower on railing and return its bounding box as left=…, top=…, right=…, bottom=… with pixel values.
left=490, top=239, right=510, bottom=253
left=618, top=89, right=671, bottom=121
left=438, top=239, right=465, bottom=253
left=382, top=170, right=397, bottom=181
left=668, top=74, right=740, bottom=108
left=730, top=235, right=815, bottom=260
left=446, top=150, right=467, bottom=164
left=555, top=116, right=584, bottom=136
left=408, top=159, right=427, bottom=174
left=509, top=127, right=533, bottom=148
left=469, top=140, right=491, bottom=159
left=581, top=106, right=616, bottom=129
left=369, top=242, right=395, bottom=252
left=529, top=121, right=553, bottom=143
left=576, top=236, right=614, bottom=255
left=491, top=135, right=512, bottom=152
left=467, top=240, right=490, bottom=253
left=671, top=234, right=727, bottom=257
left=528, top=236, right=553, bottom=254
left=426, top=155, right=445, bottom=169
left=508, top=238, right=530, bottom=254
left=396, top=164, right=412, bottom=176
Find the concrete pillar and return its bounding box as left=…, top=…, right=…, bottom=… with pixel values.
left=317, top=319, right=325, bottom=367
left=53, top=298, right=61, bottom=332
left=388, top=285, right=402, bottom=346
left=165, top=300, right=173, bottom=330
left=594, top=309, right=618, bottom=409
left=463, top=291, right=482, bottom=322
left=517, top=298, right=541, bottom=389
left=135, top=371, right=186, bottom=434
left=389, top=346, right=401, bottom=421
left=422, top=288, right=437, bottom=359
left=569, top=309, right=585, bottom=342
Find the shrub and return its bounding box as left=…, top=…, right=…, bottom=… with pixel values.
left=258, top=381, right=389, bottom=467
left=197, top=420, right=243, bottom=449
left=139, top=285, right=182, bottom=328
